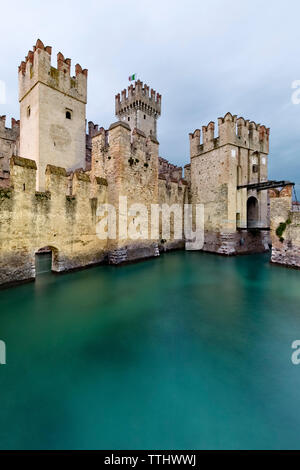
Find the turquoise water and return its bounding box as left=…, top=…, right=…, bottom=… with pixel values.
left=0, top=251, right=300, bottom=450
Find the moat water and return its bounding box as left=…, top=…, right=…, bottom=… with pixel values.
left=0, top=251, right=300, bottom=450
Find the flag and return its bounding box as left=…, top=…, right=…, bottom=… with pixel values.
left=128, top=74, right=136, bottom=82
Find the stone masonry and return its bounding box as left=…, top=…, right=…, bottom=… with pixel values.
left=0, top=116, right=20, bottom=185
left=19, top=39, right=87, bottom=190
left=189, top=112, right=270, bottom=254
left=1, top=38, right=297, bottom=288
left=269, top=185, right=300, bottom=268
left=0, top=156, right=108, bottom=286
left=115, top=80, right=161, bottom=138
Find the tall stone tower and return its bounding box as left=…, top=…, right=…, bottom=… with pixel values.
left=189, top=112, right=270, bottom=255
left=115, top=80, right=161, bottom=138
left=19, top=39, right=87, bottom=189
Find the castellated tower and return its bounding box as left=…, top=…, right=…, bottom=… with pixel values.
left=19, top=39, right=87, bottom=190
left=189, top=112, right=270, bottom=255
left=115, top=80, right=161, bottom=138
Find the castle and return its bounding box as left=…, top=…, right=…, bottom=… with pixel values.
left=0, top=39, right=298, bottom=288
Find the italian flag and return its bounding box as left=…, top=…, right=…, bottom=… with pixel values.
left=128, top=74, right=136, bottom=82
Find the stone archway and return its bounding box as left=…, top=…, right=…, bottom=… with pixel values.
left=35, top=246, right=59, bottom=274
left=247, top=197, right=259, bottom=228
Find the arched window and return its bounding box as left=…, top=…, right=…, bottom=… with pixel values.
left=66, top=110, right=72, bottom=120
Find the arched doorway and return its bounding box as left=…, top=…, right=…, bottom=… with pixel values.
left=247, top=197, right=259, bottom=228
left=35, top=246, right=59, bottom=275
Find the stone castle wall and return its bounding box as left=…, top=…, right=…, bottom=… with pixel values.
left=0, top=156, right=108, bottom=288
left=0, top=111, right=273, bottom=289
left=158, top=176, right=188, bottom=251
left=0, top=116, right=20, bottom=182
left=91, top=122, right=187, bottom=263
left=0, top=121, right=188, bottom=287
left=189, top=112, right=270, bottom=255
left=270, top=186, right=300, bottom=268
left=159, top=157, right=182, bottom=181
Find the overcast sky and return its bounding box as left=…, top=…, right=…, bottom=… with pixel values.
left=1, top=0, right=300, bottom=191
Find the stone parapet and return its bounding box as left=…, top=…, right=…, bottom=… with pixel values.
left=19, top=39, right=87, bottom=104
left=189, top=112, right=269, bottom=158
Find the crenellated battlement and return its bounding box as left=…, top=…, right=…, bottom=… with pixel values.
left=189, top=112, right=270, bottom=157
left=0, top=115, right=20, bottom=149
left=159, top=157, right=183, bottom=181
left=0, top=115, right=20, bottom=132
left=19, top=39, right=88, bottom=104
left=115, top=80, right=161, bottom=117
left=115, top=80, right=161, bottom=138
left=7, top=155, right=107, bottom=201
left=0, top=115, right=20, bottom=181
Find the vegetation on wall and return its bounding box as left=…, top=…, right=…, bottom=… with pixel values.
left=276, top=217, right=292, bottom=243
left=0, top=188, right=12, bottom=200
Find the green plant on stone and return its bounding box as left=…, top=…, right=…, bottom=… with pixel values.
left=276, top=217, right=292, bottom=243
